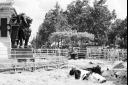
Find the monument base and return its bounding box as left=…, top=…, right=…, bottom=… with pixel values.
left=10, top=48, right=34, bottom=62
left=0, top=37, right=11, bottom=60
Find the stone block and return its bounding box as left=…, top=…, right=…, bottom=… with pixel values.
left=11, top=48, right=33, bottom=59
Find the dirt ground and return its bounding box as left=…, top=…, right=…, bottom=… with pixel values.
left=0, top=59, right=127, bottom=85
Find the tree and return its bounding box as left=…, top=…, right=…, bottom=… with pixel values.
left=49, top=31, right=94, bottom=48
left=108, top=17, right=127, bottom=48
left=34, top=2, right=71, bottom=48
left=32, top=0, right=119, bottom=48
left=65, top=0, right=116, bottom=45
left=108, top=19, right=122, bottom=45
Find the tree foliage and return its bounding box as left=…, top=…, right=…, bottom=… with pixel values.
left=49, top=31, right=94, bottom=48
left=108, top=17, right=127, bottom=48
left=65, top=0, right=116, bottom=45
left=33, top=2, right=71, bottom=48
left=31, top=0, right=127, bottom=49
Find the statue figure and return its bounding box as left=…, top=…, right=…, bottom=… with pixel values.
left=9, top=13, right=32, bottom=48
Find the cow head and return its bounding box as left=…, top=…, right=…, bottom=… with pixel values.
left=69, top=68, right=81, bottom=79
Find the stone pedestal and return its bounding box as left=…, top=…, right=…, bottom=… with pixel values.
left=0, top=1, right=17, bottom=60
left=11, top=48, right=34, bottom=62
left=0, top=37, right=11, bottom=60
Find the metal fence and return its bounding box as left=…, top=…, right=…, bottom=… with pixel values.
left=0, top=47, right=127, bottom=73
left=0, top=48, right=69, bottom=73
left=0, top=48, right=127, bottom=61
left=86, top=47, right=127, bottom=61
left=33, top=49, right=68, bottom=58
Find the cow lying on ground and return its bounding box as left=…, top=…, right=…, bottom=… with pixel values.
left=69, top=68, right=106, bottom=83
left=84, top=65, right=103, bottom=75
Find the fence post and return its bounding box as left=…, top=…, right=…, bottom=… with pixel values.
left=47, top=49, right=48, bottom=57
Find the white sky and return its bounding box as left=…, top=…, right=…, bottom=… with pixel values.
left=11, top=0, right=127, bottom=39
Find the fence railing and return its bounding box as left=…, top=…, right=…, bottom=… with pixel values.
left=0, top=59, right=68, bottom=73
left=0, top=48, right=127, bottom=73
left=87, top=48, right=127, bottom=61
left=33, top=49, right=69, bottom=58
left=0, top=48, right=69, bottom=73
left=0, top=48, right=127, bottom=61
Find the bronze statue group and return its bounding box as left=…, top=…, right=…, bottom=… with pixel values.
left=8, top=13, right=32, bottom=48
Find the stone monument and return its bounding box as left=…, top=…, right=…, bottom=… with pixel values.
left=9, top=13, right=32, bottom=48
left=0, top=0, right=17, bottom=60
left=9, top=13, right=33, bottom=62
left=0, top=0, right=33, bottom=62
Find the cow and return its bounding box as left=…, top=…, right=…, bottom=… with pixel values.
left=69, top=67, right=107, bottom=83
left=84, top=65, right=103, bottom=75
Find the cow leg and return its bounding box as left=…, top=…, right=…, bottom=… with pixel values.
left=83, top=72, right=92, bottom=80
left=11, top=40, right=16, bottom=48
left=19, top=38, right=23, bottom=48
left=75, top=70, right=81, bottom=79
left=24, top=37, right=29, bottom=48
left=17, top=39, right=19, bottom=47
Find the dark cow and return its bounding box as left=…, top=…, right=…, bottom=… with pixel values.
left=69, top=67, right=107, bottom=83
left=85, top=65, right=103, bottom=75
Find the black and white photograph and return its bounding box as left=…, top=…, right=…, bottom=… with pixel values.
left=0, top=0, right=127, bottom=85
